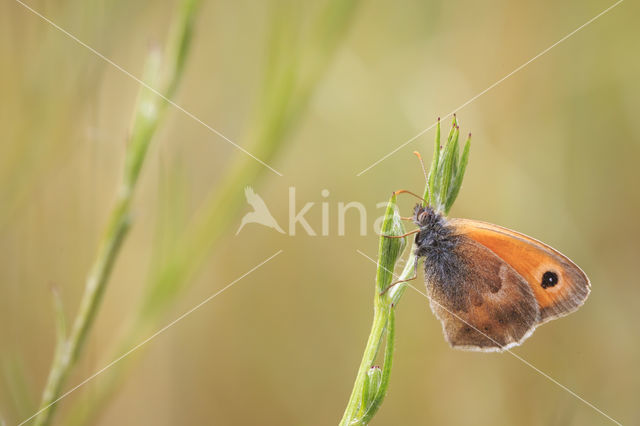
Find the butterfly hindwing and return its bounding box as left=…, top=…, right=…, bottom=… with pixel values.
left=425, top=236, right=540, bottom=351
left=449, top=219, right=591, bottom=323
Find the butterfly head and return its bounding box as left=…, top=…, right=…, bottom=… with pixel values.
left=412, top=204, right=446, bottom=229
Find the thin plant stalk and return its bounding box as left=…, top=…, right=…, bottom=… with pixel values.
left=30, top=1, right=201, bottom=425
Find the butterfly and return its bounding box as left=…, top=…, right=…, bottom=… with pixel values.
left=389, top=157, right=590, bottom=352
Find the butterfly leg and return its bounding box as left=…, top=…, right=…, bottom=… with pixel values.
left=380, top=259, right=418, bottom=296
left=380, top=229, right=419, bottom=239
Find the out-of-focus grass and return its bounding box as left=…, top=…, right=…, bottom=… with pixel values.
left=0, top=1, right=129, bottom=230
left=1, top=355, right=36, bottom=421
left=60, top=1, right=361, bottom=424
left=140, top=0, right=360, bottom=322
left=28, top=1, right=202, bottom=425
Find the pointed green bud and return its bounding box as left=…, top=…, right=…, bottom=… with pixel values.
left=362, top=366, right=383, bottom=411
left=377, top=194, right=406, bottom=295
left=427, top=117, right=472, bottom=215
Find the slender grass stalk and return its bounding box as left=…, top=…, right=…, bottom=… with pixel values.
left=63, top=2, right=361, bottom=424
left=339, top=195, right=406, bottom=426
left=30, top=2, right=200, bottom=425
left=2, top=354, right=36, bottom=420
left=358, top=308, right=395, bottom=424
left=340, top=118, right=471, bottom=425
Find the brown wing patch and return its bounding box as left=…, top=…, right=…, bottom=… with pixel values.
left=426, top=237, right=540, bottom=351
left=450, top=219, right=590, bottom=323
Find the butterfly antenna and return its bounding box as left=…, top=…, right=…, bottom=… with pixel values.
left=413, top=151, right=430, bottom=204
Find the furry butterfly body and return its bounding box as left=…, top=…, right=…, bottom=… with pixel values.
left=412, top=204, right=590, bottom=352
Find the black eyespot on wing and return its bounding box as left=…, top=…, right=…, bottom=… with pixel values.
left=541, top=271, right=559, bottom=289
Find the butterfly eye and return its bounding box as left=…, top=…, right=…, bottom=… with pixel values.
left=541, top=271, right=559, bottom=289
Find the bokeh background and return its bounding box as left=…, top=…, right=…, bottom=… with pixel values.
left=1, top=0, right=639, bottom=425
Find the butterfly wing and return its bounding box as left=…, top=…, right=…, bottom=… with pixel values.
left=449, top=219, right=590, bottom=324
left=425, top=236, right=540, bottom=351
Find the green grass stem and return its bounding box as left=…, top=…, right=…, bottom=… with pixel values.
left=29, top=1, right=201, bottom=425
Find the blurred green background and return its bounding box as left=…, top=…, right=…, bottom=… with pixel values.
left=1, top=0, right=639, bottom=425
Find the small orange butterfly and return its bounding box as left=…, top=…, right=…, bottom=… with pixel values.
left=391, top=154, right=590, bottom=352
